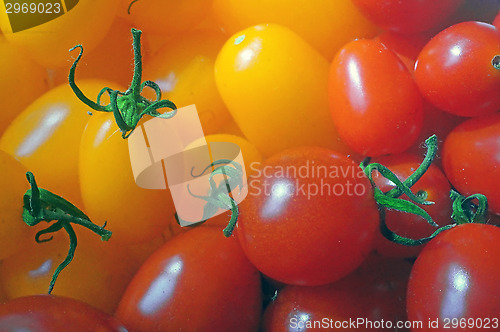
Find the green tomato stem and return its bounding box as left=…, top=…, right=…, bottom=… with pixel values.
left=23, top=172, right=112, bottom=294
left=68, top=28, right=177, bottom=138
left=450, top=190, right=488, bottom=224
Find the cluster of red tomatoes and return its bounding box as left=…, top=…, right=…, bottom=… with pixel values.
left=0, top=0, right=499, bottom=331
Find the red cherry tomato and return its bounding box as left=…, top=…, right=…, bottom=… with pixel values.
left=407, top=223, right=500, bottom=329
left=237, top=147, right=379, bottom=286
left=352, top=0, right=463, bottom=34
left=115, top=227, right=262, bottom=332
left=415, top=21, right=500, bottom=117
left=442, top=112, right=500, bottom=215
left=372, top=153, right=453, bottom=258
left=328, top=39, right=423, bottom=156
left=263, top=255, right=412, bottom=331
left=0, top=295, right=127, bottom=331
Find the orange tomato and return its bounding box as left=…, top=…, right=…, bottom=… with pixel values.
left=214, top=24, right=352, bottom=157
left=212, top=0, right=378, bottom=60
left=0, top=80, right=122, bottom=206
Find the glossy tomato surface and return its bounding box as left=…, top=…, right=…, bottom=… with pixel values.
left=115, top=227, right=262, bottom=332
left=79, top=112, right=177, bottom=243
left=0, top=80, right=122, bottom=206
left=215, top=24, right=351, bottom=157
left=407, top=223, right=500, bottom=330
left=442, top=112, right=500, bottom=215
left=0, top=295, right=127, bottom=331
left=415, top=21, right=500, bottom=117
left=329, top=39, right=423, bottom=156
left=0, top=230, right=137, bottom=314
left=263, top=255, right=412, bottom=331
left=237, top=147, right=379, bottom=286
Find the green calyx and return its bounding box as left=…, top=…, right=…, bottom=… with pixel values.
left=68, top=28, right=177, bottom=139
left=23, top=172, right=111, bottom=294
left=360, top=134, right=491, bottom=246
left=176, top=160, right=243, bottom=237
left=492, top=55, right=500, bottom=71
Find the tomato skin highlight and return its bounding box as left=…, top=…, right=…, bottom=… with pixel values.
left=328, top=39, right=423, bottom=156
left=0, top=80, right=121, bottom=206
left=237, top=147, right=378, bottom=286
left=215, top=24, right=350, bottom=157
left=115, top=227, right=262, bottom=332
left=442, top=112, right=500, bottom=215
left=415, top=21, right=500, bottom=117
left=263, top=256, right=411, bottom=331
left=0, top=295, right=127, bottom=331
left=407, top=223, right=500, bottom=329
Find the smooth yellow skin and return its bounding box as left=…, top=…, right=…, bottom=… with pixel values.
left=0, top=38, right=49, bottom=135
left=79, top=112, right=177, bottom=244
left=214, top=24, right=352, bottom=157
left=0, top=150, right=30, bottom=261
left=0, top=80, right=122, bottom=206
left=0, top=0, right=119, bottom=68
left=0, top=230, right=139, bottom=314
left=212, top=0, right=378, bottom=60
left=144, top=29, right=231, bottom=134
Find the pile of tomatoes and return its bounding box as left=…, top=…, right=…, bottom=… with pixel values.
left=0, top=0, right=499, bottom=331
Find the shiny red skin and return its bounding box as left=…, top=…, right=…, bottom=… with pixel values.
left=352, top=0, right=463, bottom=34
left=328, top=39, right=423, bottom=156
left=372, top=153, right=453, bottom=258
left=0, top=295, right=127, bottom=331
left=237, top=147, right=379, bottom=286
left=407, top=223, right=500, bottom=330
left=262, top=255, right=412, bottom=331
left=415, top=21, right=500, bottom=117
left=115, top=227, right=262, bottom=332
left=442, top=112, right=500, bottom=215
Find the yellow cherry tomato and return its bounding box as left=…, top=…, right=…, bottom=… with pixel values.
left=214, top=24, right=352, bottom=157
left=212, top=0, right=378, bottom=60
left=123, top=0, right=213, bottom=35
left=0, top=150, right=31, bottom=260
left=0, top=37, right=49, bottom=135
left=143, top=30, right=231, bottom=134
left=0, top=230, right=137, bottom=314
left=0, top=0, right=119, bottom=68
left=0, top=80, right=123, bottom=206
left=79, top=112, right=177, bottom=244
